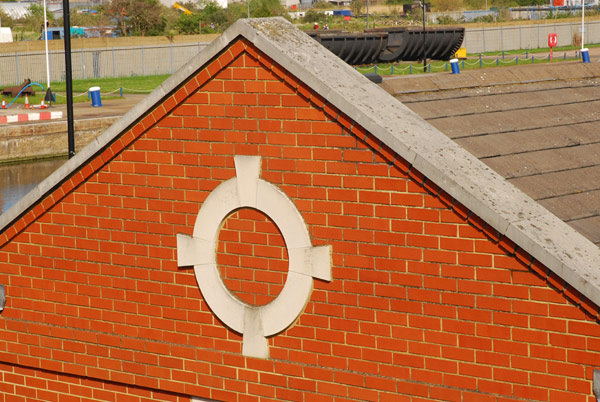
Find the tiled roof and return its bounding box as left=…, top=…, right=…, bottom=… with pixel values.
left=381, top=64, right=600, bottom=247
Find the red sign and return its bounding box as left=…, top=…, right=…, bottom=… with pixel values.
left=553, top=0, right=564, bottom=6
left=548, top=33, right=558, bottom=48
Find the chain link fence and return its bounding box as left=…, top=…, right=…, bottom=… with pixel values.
left=463, top=20, right=600, bottom=53
left=0, top=42, right=210, bottom=87
left=1, top=22, right=599, bottom=87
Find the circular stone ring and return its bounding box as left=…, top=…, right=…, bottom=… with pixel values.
left=177, top=155, right=332, bottom=359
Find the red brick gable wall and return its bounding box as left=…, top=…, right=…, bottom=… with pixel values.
left=218, top=208, right=288, bottom=306
left=0, top=37, right=599, bottom=402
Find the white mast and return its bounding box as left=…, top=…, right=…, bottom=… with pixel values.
left=43, top=0, right=51, bottom=91
left=580, top=0, right=585, bottom=50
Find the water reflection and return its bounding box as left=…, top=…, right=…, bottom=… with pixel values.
left=0, top=158, right=67, bottom=214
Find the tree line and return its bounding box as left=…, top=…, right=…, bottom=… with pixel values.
left=0, top=0, right=288, bottom=38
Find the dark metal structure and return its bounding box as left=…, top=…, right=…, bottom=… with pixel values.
left=1, top=79, right=35, bottom=97
left=308, top=32, right=387, bottom=65
left=63, top=0, right=75, bottom=159
left=309, top=26, right=465, bottom=65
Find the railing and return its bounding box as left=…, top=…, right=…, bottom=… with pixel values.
left=355, top=50, right=584, bottom=75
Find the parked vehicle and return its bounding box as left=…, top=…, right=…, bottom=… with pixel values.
left=40, top=26, right=118, bottom=40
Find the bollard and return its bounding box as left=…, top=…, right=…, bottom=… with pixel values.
left=531, top=55, right=534, bottom=64
left=428, top=64, right=431, bottom=73
left=462, top=60, right=464, bottom=69
left=479, top=54, right=482, bottom=68
left=526, top=51, right=529, bottom=58
left=496, top=57, right=499, bottom=66
left=582, top=48, right=590, bottom=63
left=409, top=65, right=412, bottom=74
left=445, top=62, right=448, bottom=71
left=120, top=87, right=123, bottom=97
left=564, top=52, right=566, bottom=60
left=502, top=51, right=505, bottom=59
left=391, top=65, right=394, bottom=75
left=374, top=65, right=378, bottom=74
left=450, top=58, right=460, bottom=74
left=516, top=56, right=519, bottom=65
left=89, top=86, right=102, bottom=107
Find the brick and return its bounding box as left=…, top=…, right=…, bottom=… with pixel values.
left=3, top=36, right=600, bottom=402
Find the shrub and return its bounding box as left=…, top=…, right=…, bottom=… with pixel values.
left=302, top=9, right=329, bottom=23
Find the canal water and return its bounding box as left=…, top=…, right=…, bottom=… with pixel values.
left=0, top=158, right=67, bottom=214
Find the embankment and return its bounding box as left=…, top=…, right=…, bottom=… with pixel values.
left=0, top=118, right=117, bottom=163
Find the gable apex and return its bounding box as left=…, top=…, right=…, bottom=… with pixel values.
left=1, top=17, right=599, bottom=311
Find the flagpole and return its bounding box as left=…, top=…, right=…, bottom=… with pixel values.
left=581, top=0, right=585, bottom=50
left=43, top=0, right=51, bottom=96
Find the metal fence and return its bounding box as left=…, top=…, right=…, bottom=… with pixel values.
left=428, top=8, right=591, bottom=23
left=0, top=42, right=210, bottom=87
left=463, top=20, right=600, bottom=53
left=1, top=21, right=599, bottom=87
left=428, top=10, right=497, bottom=23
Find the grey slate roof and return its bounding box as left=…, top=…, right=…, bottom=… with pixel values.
left=1, top=17, right=599, bottom=308
left=381, top=65, right=600, bottom=247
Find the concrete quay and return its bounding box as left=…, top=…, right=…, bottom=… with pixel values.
left=0, top=94, right=145, bottom=163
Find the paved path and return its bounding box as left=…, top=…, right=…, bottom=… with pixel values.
left=0, top=94, right=147, bottom=123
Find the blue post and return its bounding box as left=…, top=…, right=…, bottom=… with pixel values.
left=374, top=65, right=378, bottom=74
left=428, top=64, right=431, bottom=73
left=564, top=52, right=566, bottom=60
left=120, top=87, right=123, bottom=97
left=409, top=65, right=412, bottom=74
left=526, top=51, right=528, bottom=58
left=391, top=65, right=394, bottom=75
left=450, top=58, right=460, bottom=74
left=502, top=51, right=505, bottom=59
left=462, top=60, right=464, bottom=69
left=531, top=55, right=534, bottom=63
left=479, top=54, right=482, bottom=68
left=582, top=48, right=590, bottom=63
left=496, top=57, right=499, bottom=66
left=89, top=87, right=102, bottom=107
left=516, top=56, right=519, bottom=65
